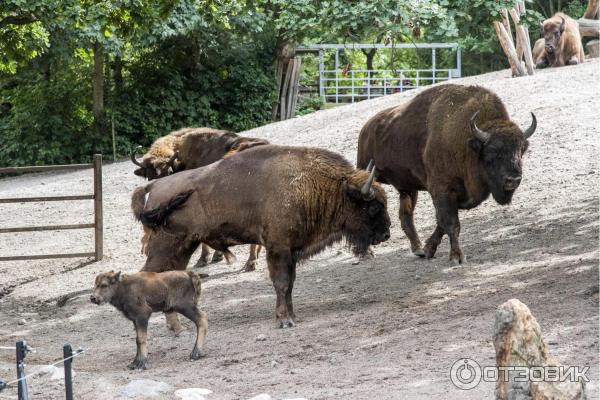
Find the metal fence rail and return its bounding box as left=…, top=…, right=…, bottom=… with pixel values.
left=0, top=154, right=103, bottom=262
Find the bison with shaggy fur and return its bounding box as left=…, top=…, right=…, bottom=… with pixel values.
left=132, top=145, right=391, bottom=328
left=132, top=127, right=268, bottom=271
left=532, top=12, right=585, bottom=68
left=357, top=84, right=536, bottom=264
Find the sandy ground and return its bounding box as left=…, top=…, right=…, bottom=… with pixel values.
left=0, top=60, right=598, bottom=400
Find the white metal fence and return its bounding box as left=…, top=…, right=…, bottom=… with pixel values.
left=298, top=43, right=461, bottom=104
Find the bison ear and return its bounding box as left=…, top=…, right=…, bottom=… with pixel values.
left=468, top=138, right=483, bottom=154
left=343, top=181, right=366, bottom=203
left=111, top=271, right=122, bottom=283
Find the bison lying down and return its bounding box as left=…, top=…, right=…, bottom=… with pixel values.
left=132, top=127, right=269, bottom=271
left=132, top=145, right=391, bottom=328
left=357, top=84, right=536, bottom=264
left=533, top=12, right=584, bottom=68
left=90, top=270, right=208, bottom=370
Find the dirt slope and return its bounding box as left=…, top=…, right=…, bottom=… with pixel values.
left=0, top=60, right=598, bottom=400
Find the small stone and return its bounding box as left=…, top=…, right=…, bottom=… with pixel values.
left=120, top=379, right=173, bottom=398
left=256, top=334, right=267, bottom=342
left=174, top=388, right=212, bottom=400
left=18, top=319, right=26, bottom=325
left=406, top=354, right=412, bottom=359
left=270, top=360, right=278, bottom=367
left=248, top=394, right=272, bottom=400
left=414, top=275, right=420, bottom=280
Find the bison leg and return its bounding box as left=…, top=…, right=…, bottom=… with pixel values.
left=129, top=317, right=150, bottom=370
left=399, top=190, right=424, bottom=257
left=431, top=195, right=465, bottom=264
left=179, top=307, right=208, bottom=360
left=193, top=244, right=212, bottom=268
left=165, top=311, right=184, bottom=336
left=243, top=245, right=261, bottom=272
left=566, top=56, right=579, bottom=66
left=267, top=249, right=295, bottom=328
left=423, top=226, right=444, bottom=259
left=211, top=250, right=224, bottom=263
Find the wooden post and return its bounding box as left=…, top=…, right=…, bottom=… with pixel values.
left=509, top=8, right=535, bottom=75
left=286, top=57, right=299, bottom=119
left=289, top=57, right=302, bottom=118
left=93, top=154, right=103, bottom=261
left=584, top=0, right=599, bottom=19
left=279, top=58, right=294, bottom=120
left=494, top=21, right=527, bottom=76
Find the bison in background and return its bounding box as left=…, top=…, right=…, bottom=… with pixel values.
left=131, top=127, right=268, bottom=271
left=533, top=12, right=585, bottom=68
left=357, top=84, right=536, bottom=264
left=132, top=145, right=391, bottom=328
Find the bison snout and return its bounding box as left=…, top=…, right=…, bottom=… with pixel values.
left=545, top=45, right=555, bottom=53
left=504, top=176, right=522, bottom=191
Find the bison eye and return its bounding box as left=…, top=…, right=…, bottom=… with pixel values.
left=368, top=202, right=382, bottom=217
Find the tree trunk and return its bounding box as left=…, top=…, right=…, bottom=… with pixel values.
left=272, top=40, right=295, bottom=121
left=361, top=48, right=377, bottom=71
left=113, top=55, right=123, bottom=93
left=93, top=42, right=105, bottom=140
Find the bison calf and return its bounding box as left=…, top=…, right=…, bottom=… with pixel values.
left=90, top=270, right=208, bottom=370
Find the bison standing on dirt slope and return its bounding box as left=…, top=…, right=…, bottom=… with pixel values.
left=132, top=145, right=391, bottom=328
left=533, top=12, right=585, bottom=68
left=357, top=84, right=536, bottom=264
left=131, top=127, right=269, bottom=270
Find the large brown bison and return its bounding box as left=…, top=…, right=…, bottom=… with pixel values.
left=532, top=12, right=585, bottom=68
left=357, top=84, right=536, bottom=264
left=132, top=145, right=391, bottom=328
left=131, top=127, right=268, bottom=270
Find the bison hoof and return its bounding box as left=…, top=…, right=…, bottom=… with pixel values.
left=243, top=260, right=257, bottom=272
left=278, top=319, right=296, bottom=329
left=193, top=258, right=209, bottom=269
left=449, top=252, right=466, bottom=265
left=211, top=251, right=224, bottom=263
left=127, top=358, right=148, bottom=370
left=412, top=248, right=426, bottom=258
left=423, top=245, right=436, bottom=259
left=190, top=347, right=204, bottom=360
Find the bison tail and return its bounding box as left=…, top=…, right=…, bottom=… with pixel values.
left=138, top=189, right=194, bottom=230
left=188, top=271, right=207, bottom=303
left=131, top=186, right=148, bottom=221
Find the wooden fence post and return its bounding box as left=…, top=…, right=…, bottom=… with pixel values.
left=93, top=154, right=103, bottom=261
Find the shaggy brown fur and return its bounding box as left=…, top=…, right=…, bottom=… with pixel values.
left=132, top=127, right=269, bottom=272
left=357, top=84, right=536, bottom=264
left=533, top=12, right=585, bottom=68
left=132, top=145, right=391, bottom=328
left=90, top=270, right=208, bottom=370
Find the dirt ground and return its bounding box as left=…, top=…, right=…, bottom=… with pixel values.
left=0, top=59, right=598, bottom=400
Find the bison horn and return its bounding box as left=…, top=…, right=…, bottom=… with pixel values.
left=130, top=146, right=144, bottom=167
left=523, top=112, right=537, bottom=138
left=559, top=16, right=565, bottom=32
left=361, top=159, right=377, bottom=198
left=470, top=111, right=491, bottom=143
left=166, top=151, right=178, bottom=167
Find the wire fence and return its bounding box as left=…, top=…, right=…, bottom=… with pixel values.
left=0, top=341, right=86, bottom=400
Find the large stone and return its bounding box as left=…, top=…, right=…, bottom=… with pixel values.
left=493, top=299, right=586, bottom=400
